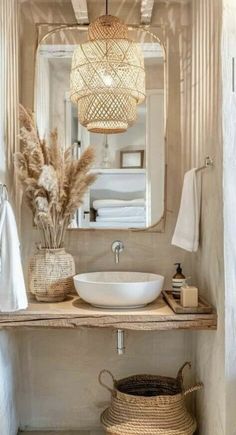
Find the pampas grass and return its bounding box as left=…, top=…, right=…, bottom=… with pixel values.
left=15, top=104, right=97, bottom=249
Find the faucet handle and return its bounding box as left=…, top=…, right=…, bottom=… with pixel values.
left=111, top=240, right=124, bottom=253
left=111, top=240, right=124, bottom=264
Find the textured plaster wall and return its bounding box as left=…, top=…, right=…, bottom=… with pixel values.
left=0, top=332, right=19, bottom=435
left=18, top=1, right=195, bottom=431
left=17, top=329, right=193, bottom=431
left=222, top=0, right=236, bottom=434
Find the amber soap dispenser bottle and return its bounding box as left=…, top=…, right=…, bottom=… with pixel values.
left=172, top=263, right=186, bottom=293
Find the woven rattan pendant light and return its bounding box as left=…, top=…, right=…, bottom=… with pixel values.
left=70, top=1, right=146, bottom=134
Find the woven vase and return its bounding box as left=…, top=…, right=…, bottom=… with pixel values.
left=29, top=247, right=75, bottom=302
left=99, top=362, right=203, bottom=435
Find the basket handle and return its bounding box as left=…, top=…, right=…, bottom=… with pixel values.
left=176, top=361, right=192, bottom=381
left=184, top=382, right=204, bottom=396
left=98, top=369, right=116, bottom=394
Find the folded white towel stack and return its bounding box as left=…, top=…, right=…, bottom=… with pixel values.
left=172, top=168, right=201, bottom=252
left=0, top=199, right=28, bottom=312
left=93, top=198, right=146, bottom=227
left=97, top=206, right=145, bottom=218
left=96, top=216, right=145, bottom=223
left=93, top=198, right=145, bottom=210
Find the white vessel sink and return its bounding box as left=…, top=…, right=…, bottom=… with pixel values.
left=73, top=271, right=164, bottom=309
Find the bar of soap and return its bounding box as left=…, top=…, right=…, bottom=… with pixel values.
left=180, top=286, right=198, bottom=308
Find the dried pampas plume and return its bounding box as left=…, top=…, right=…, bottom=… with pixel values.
left=15, top=104, right=97, bottom=248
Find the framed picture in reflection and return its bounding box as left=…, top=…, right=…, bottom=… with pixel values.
left=120, top=150, right=145, bottom=169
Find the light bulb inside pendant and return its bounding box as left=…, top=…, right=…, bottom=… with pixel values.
left=101, top=70, right=114, bottom=87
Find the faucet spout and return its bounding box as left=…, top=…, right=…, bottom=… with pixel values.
left=111, top=240, right=124, bottom=264
left=115, top=246, right=120, bottom=264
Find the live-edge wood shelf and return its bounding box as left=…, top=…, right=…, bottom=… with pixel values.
left=0, top=295, right=217, bottom=331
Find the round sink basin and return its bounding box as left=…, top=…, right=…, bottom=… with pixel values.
left=73, top=271, right=165, bottom=309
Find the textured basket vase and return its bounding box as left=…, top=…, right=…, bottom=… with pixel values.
left=29, top=248, right=75, bottom=302
left=99, top=362, right=203, bottom=435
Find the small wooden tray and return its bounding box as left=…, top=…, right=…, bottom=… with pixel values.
left=162, top=290, right=213, bottom=314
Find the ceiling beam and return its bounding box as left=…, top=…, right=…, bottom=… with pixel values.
left=140, top=0, right=154, bottom=24
left=71, top=0, right=89, bottom=24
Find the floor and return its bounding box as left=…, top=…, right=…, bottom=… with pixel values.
left=19, top=431, right=105, bottom=434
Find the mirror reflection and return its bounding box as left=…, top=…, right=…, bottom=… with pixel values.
left=35, top=30, right=165, bottom=229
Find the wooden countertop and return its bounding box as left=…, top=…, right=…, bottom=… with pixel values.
left=0, top=295, right=217, bottom=331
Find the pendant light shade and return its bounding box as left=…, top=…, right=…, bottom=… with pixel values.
left=70, top=15, right=146, bottom=134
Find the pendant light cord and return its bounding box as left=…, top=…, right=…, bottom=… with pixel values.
left=105, top=0, right=108, bottom=15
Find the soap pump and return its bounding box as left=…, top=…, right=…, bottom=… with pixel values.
left=172, top=263, right=186, bottom=293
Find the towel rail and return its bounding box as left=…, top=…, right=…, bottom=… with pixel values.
left=196, top=156, right=214, bottom=172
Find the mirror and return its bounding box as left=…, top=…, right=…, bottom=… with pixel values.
left=35, top=27, right=165, bottom=230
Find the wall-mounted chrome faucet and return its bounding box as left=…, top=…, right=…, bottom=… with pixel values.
left=111, top=240, right=124, bottom=264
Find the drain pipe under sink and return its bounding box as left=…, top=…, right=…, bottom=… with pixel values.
left=116, top=329, right=125, bottom=355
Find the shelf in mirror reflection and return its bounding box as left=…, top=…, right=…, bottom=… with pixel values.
left=91, top=168, right=146, bottom=174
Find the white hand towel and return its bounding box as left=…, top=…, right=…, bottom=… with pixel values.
left=172, top=168, right=201, bottom=252
left=97, top=206, right=145, bottom=218
left=0, top=200, right=28, bottom=312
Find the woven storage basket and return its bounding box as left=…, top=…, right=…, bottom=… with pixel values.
left=29, top=247, right=75, bottom=302
left=99, top=362, right=203, bottom=435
